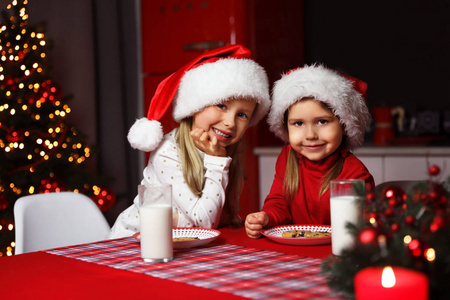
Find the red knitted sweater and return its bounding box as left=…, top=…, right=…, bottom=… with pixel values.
left=262, top=145, right=374, bottom=227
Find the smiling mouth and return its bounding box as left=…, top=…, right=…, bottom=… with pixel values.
left=304, top=144, right=324, bottom=150
left=213, top=128, right=232, bottom=139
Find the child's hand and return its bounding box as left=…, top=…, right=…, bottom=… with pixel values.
left=190, top=128, right=227, bottom=157
left=245, top=211, right=269, bottom=239
left=172, top=212, right=179, bottom=227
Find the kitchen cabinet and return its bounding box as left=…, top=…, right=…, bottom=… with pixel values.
left=355, top=147, right=450, bottom=183
left=254, top=146, right=450, bottom=209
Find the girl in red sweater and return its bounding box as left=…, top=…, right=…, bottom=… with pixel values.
left=245, top=65, right=375, bottom=238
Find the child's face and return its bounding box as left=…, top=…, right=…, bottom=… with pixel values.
left=192, top=97, right=257, bottom=148
left=287, top=98, right=343, bottom=161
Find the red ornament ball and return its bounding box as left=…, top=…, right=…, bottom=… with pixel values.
left=0, top=194, right=8, bottom=212
left=39, top=177, right=67, bottom=193
left=429, top=191, right=440, bottom=201
left=18, top=51, right=25, bottom=61
left=4, top=76, right=16, bottom=88
left=39, top=80, right=63, bottom=105
left=388, top=198, right=397, bottom=207
left=27, top=95, right=38, bottom=105
left=430, top=215, right=445, bottom=232
left=382, top=186, right=406, bottom=206
left=358, top=227, right=379, bottom=245
left=6, top=130, right=22, bottom=142
left=408, top=239, right=423, bottom=257
left=420, top=193, right=431, bottom=205
left=405, top=215, right=415, bottom=226
left=427, top=183, right=448, bottom=209
left=365, top=192, right=376, bottom=203
left=390, top=222, right=401, bottom=232
left=437, top=195, right=448, bottom=207
left=90, top=186, right=116, bottom=212
left=384, top=208, right=395, bottom=218
left=428, top=165, right=440, bottom=176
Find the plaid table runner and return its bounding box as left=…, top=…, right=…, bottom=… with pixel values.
left=46, top=237, right=342, bottom=300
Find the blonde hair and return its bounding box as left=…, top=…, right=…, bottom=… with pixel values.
left=176, top=118, right=246, bottom=227
left=283, top=100, right=346, bottom=200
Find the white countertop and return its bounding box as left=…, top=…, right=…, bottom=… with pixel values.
left=254, top=146, right=450, bottom=157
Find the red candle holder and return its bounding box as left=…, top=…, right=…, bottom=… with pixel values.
left=354, top=266, right=428, bottom=300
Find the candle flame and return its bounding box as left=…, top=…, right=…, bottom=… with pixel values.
left=381, top=266, right=396, bottom=288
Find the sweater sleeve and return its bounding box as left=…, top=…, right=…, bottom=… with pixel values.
left=339, top=152, right=375, bottom=191
left=261, top=146, right=292, bottom=228
left=107, top=194, right=140, bottom=239
left=151, top=142, right=231, bottom=229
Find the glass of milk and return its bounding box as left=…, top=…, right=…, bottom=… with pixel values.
left=330, top=179, right=365, bottom=256
left=138, top=184, right=173, bottom=262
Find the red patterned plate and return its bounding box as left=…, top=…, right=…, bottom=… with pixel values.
left=261, top=224, right=331, bottom=246
left=133, top=227, right=221, bottom=249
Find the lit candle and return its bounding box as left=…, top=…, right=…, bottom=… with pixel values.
left=354, top=266, right=428, bottom=300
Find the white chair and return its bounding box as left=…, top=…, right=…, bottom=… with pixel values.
left=14, top=191, right=111, bottom=255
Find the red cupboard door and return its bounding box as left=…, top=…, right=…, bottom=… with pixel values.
left=140, top=0, right=249, bottom=75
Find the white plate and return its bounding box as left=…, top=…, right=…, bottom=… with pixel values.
left=261, top=224, right=331, bottom=246
left=133, top=227, right=221, bottom=249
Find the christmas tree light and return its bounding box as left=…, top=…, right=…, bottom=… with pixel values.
left=0, top=0, right=115, bottom=256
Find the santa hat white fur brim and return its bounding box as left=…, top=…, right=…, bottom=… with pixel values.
left=268, top=65, right=370, bottom=150
left=174, top=58, right=270, bottom=126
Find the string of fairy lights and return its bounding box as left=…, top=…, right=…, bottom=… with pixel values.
left=0, top=0, right=115, bottom=257
left=0, top=0, right=91, bottom=185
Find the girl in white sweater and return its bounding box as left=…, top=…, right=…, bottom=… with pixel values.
left=109, top=45, right=270, bottom=238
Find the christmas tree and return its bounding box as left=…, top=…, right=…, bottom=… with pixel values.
left=0, top=0, right=115, bottom=256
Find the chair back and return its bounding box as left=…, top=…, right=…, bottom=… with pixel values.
left=14, top=191, right=111, bottom=254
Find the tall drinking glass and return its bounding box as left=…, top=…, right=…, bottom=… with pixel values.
left=138, top=183, right=173, bottom=262
left=330, top=179, right=365, bottom=256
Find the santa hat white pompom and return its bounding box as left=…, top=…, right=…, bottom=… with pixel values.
left=127, top=118, right=163, bottom=152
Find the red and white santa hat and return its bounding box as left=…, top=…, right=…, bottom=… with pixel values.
left=128, top=44, right=271, bottom=152
left=268, top=64, right=370, bottom=150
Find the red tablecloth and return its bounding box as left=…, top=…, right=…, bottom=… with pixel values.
left=0, top=226, right=337, bottom=300
left=213, top=227, right=332, bottom=258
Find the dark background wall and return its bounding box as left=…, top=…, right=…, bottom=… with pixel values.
left=303, top=1, right=450, bottom=112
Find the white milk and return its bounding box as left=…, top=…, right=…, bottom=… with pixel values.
left=330, top=195, right=363, bottom=256
left=140, top=204, right=173, bottom=262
